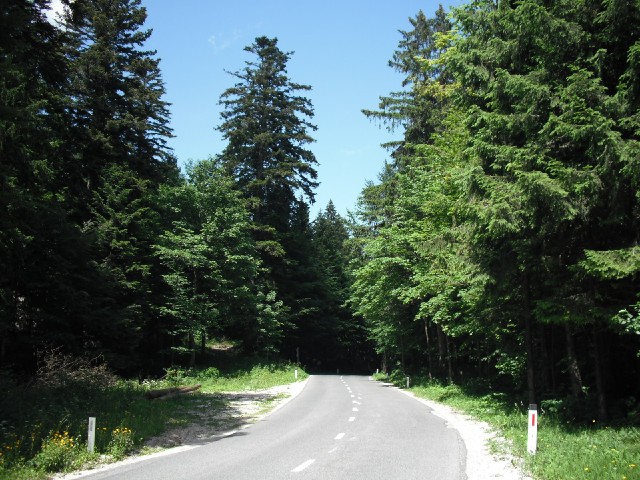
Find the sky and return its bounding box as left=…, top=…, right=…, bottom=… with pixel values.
left=50, top=0, right=462, bottom=217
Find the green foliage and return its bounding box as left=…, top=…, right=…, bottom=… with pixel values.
left=0, top=351, right=307, bottom=476
left=407, top=378, right=640, bottom=480
left=353, top=0, right=640, bottom=418
left=107, top=426, right=135, bottom=460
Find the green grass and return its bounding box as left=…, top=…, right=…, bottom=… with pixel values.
left=380, top=375, right=640, bottom=480
left=0, top=358, right=306, bottom=479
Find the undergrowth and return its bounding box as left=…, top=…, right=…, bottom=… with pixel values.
left=0, top=351, right=306, bottom=479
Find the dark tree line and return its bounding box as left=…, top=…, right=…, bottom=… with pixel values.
left=352, top=1, right=640, bottom=421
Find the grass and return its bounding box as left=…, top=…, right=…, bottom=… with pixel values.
left=375, top=373, right=640, bottom=480
left=0, top=356, right=306, bottom=479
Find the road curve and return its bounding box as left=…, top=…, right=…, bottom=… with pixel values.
left=77, top=375, right=466, bottom=480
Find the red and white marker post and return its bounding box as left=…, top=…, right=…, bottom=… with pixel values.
left=527, top=404, right=538, bottom=454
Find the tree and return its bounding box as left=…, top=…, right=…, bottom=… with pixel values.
left=57, top=0, right=179, bottom=367
left=217, top=36, right=318, bottom=231
left=217, top=36, right=319, bottom=355
left=0, top=0, right=109, bottom=370
left=155, top=159, right=261, bottom=364
left=362, top=6, right=453, bottom=161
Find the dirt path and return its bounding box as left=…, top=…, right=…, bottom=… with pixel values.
left=143, top=380, right=308, bottom=448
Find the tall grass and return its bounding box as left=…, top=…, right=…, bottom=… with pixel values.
left=0, top=355, right=306, bottom=479
left=381, top=374, right=640, bottom=480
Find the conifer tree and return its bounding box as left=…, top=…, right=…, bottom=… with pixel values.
left=59, top=0, right=178, bottom=365
left=0, top=0, right=106, bottom=368
left=217, top=36, right=319, bottom=354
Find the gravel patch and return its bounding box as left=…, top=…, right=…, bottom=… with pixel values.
left=399, top=388, right=533, bottom=480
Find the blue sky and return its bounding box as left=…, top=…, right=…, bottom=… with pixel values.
left=54, top=0, right=462, bottom=217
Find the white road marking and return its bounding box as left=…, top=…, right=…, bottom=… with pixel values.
left=335, top=432, right=345, bottom=440
left=328, top=447, right=338, bottom=453
left=292, top=459, right=315, bottom=472
left=348, top=416, right=356, bottom=422
left=352, top=400, right=360, bottom=405
left=352, top=407, right=359, bottom=412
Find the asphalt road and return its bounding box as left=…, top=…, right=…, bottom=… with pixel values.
left=78, top=375, right=466, bottom=479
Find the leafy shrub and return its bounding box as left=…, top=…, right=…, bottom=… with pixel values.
left=31, top=431, right=78, bottom=472
left=196, top=367, right=220, bottom=380
left=107, top=427, right=134, bottom=460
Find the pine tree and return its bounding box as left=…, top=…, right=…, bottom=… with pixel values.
left=217, top=36, right=318, bottom=234
left=0, top=0, right=106, bottom=368
left=59, top=0, right=178, bottom=366
left=362, top=6, right=452, bottom=161
left=217, top=36, right=319, bottom=355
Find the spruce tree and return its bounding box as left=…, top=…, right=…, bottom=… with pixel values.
left=0, top=0, right=105, bottom=368
left=217, top=36, right=319, bottom=354
left=60, top=0, right=178, bottom=366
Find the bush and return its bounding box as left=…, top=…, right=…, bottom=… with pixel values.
left=31, top=431, right=79, bottom=472
left=35, top=348, right=117, bottom=390
left=107, top=427, right=135, bottom=460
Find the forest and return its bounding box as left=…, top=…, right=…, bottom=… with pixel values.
left=2, top=0, right=639, bottom=425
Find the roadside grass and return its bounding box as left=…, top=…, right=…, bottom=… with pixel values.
left=374, top=373, right=640, bottom=480
left=0, top=357, right=305, bottom=479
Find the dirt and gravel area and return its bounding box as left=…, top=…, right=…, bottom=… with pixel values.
left=142, top=381, right=307, bottom=448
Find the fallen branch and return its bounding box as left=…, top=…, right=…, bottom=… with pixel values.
left=146, top=384, right=202, bottom=400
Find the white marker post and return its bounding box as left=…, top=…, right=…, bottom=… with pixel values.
left=87, top=416, right=96, bottom=453
left=406, top=376, right=410, bottom=389
left=527, top=404, right=537, bottom=454
left=295, top=368, right=298, bottom=379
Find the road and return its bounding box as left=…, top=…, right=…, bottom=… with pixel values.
left=78, top=375, right=466, bottom=479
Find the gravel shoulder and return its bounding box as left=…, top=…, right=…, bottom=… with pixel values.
left=398, top=387, right=533, bottom=480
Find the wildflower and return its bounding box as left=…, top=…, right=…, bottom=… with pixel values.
left=584, top=467, right=590, bottom=472
left=630, top=464, right=637, bottom=468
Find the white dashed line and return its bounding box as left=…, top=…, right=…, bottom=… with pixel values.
left=335, top=432, right=345, bottom=440
left=352, top=407, right=359, bottom=412
left=352, top=400, right=360, bottom=405
left=348, top=416, right=356, bottom=422
left=292, top=459, right=315, bottom=473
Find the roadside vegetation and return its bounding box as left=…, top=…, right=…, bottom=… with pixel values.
left=375, top=373, right=640, bottom=480
left=0, top=351, right=306, bottom=480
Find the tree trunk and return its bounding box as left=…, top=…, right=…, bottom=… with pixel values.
left=592, top=324, right=608, bottom=421
left=382, top=350, right=388, bottom=374
left=522, top=272, right=536, bottom=404
left=188, top=332, right=196, bottom=367
left=200, top=330, right=206, bottom=356
left=424, top=319, right=433, bottom=380
left=436, top=324, right=447, bottom=373
left=445, top=335, right=453, bottom=384
left=550, top=325, right=557, bottom=392
left=565, top=324, right=583, bottom=399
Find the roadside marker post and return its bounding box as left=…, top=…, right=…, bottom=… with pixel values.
left=527, top=404, right=537, bottom=454
left=87, top=416, right=96, bottom=453
left=406, top=376, right=410, bottom=389
left=295, top=368, right=298, bottom=379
